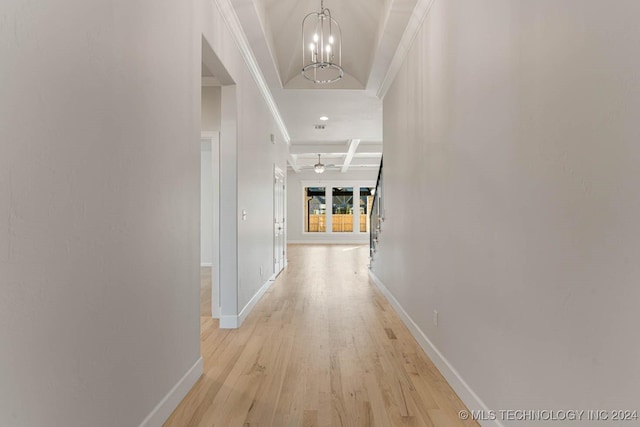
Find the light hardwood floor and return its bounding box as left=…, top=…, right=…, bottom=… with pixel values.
left=165, top=245, right=479, bottom=427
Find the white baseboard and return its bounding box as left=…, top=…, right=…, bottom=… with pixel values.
left=238, top=273, right=276, bottom=325
left=367, top=270, right=503, bottom=427
left=219, top=274, right=276, bottom=329
left=138, top=356, right=203, bottom=427
left=219, top=315, right=238, bottom=329
left=200, top=262, right=213, bottom=267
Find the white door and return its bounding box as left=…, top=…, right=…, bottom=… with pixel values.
left=274, top=167, right=285, bottom=275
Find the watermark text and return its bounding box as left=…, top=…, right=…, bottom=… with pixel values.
left=458, top=409, right=638, bottom=422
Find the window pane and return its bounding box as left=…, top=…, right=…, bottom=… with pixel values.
left=332, top=187, right=353, bottom=232
left=359, top=187, right=375, bottom=232
left=305, top=187, right=326, bottom=232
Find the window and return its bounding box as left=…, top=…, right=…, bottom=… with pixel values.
left=304, top=187, right=326, bottom=232
left=332, top=187, right=353, bottom=232
left=302, top=182, right=375, bottom=235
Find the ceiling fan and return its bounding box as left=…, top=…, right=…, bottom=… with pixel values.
left=300, top=154, right=337, bottom=174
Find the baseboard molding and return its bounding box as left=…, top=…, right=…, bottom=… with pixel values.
left=367, top=270, right=503, bottom=427
left=238, top=273, right=276, bottom=325
left=219, top=315, right=238, bottom=329
left=219, top=274, right=276, bottom=329
left=200, top=262, right=213, bottom=267
left=138, top=356, right=203, bottom=427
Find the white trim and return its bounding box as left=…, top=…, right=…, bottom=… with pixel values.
left=200, top=262, right=213, bottom=267
left=377, top=0, right=438, bottom=99
left=219, top=315, right=239, bottom=329
left=288, top=154, right=300, bottom=173
left=213, top=0, right=290, bottom=144
left=367, top=269, right=503, bottom=427
left=219, top=274, right=277, bottom=329
left=341, top=139, right=361, bottom=173
left=138, top=357, right=203, bottom=427
left=239, top=273, right=276, bottom=325
left=212, top=302, right=221, bottom=319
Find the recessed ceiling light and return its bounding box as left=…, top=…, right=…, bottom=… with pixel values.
left=319, top=116, right=329, bottom=121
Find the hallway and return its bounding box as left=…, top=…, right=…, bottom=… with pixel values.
left=165, top=245, right=479, bottom=427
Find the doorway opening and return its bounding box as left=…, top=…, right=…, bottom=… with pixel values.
left=201, top=35, right=239, bottom=327
left=200, top=131, right=220, bottom=318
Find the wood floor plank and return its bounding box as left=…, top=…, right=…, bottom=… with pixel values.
left=164, top=244, right=480, bottom=427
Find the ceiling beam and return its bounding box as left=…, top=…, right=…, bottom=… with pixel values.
left=289, top=144, right=348, bottom=155
left=296, top=157, right=379, bottom=168
left=288, top=154, right=300, bottom=173
left=289, top=143, right=382, bottom=155
left=341, top=139, right=361, bottom=173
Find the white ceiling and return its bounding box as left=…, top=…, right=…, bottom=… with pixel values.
left=272, top=89, right=382, bottom=143
left=230, top=0, right=420, bottom=172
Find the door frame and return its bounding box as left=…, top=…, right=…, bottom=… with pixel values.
left=273, top=165, right=286, bottom=275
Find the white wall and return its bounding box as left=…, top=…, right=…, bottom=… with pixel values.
left=236, top=90, right=288, bottom=309
left=373, top=1, right=640, bottom=425
left=201, top=86, right=222, bottom=132
left=0, top=0, right=201, bottom=426
left=198, top=0, right=289, bottom=320
left=201, top=140, right=213, bottom=266
left=0, top=0, right=290, bottom=424
left=287, top=169, right=377, bottom=243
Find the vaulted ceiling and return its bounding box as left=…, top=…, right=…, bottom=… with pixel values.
left=256, top=0, right=386, bottom=89
left=230, top=0, right=422, bottom=172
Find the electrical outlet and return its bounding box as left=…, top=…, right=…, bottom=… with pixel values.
left=259, top=265, right=263, bottom=278
left=433, top=310, right=439, bottom=327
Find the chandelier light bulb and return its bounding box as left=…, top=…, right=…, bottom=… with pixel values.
left=302, top=0, right=344, bottom=84
left=314, top=154, right=326, bottom=174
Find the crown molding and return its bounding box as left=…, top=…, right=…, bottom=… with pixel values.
left=213, top=0, right=291, bottom=144
left=376, top=0, right=437, bottom=100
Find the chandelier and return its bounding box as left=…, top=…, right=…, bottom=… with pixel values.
left=314, top=154, right=326, bottom=173
left=302, top=0, right=343, bottom=84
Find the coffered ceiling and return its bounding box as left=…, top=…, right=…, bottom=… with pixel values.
left=229, top=0, right=423, bottom=172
